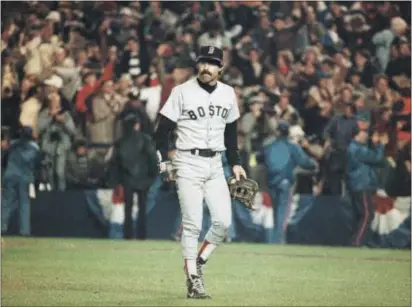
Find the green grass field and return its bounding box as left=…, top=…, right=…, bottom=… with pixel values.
left=1, top=237, right=410, bottom=306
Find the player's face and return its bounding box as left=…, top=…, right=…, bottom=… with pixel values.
left=197, top=60, right=222, bottom=85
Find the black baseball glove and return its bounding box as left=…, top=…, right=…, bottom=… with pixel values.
left=228, top=177, right=259, bottom=210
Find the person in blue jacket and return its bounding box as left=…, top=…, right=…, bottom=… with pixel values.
left=2, top=126, right=41, bottom=236
left=263, top=121, right=318, bottom=243
left=346, top=127, right=386, bottom=246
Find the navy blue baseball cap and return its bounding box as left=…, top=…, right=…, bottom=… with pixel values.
left=19, top=126, right=34, bottom=140
left=278, top=120, right=290, bottom=132
left=196, top=46, right=223, bottom=67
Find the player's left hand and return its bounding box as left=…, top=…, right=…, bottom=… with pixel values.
left=232, top=165, right=247, bottom=181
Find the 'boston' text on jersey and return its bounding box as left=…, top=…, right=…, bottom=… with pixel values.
left=186, top=105, right=229, bottom=120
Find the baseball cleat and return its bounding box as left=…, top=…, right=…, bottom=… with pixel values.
left=186, top=275, right=211, bottom=299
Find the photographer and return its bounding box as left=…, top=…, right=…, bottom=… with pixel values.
left=65, top=139, right=102, bottom=190
left=37, top=92, right=76, bottom=191
left=346, top=128, right=387, bottom=247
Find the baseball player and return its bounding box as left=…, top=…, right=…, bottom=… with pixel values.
left=154, top=45, right=246, bottom=299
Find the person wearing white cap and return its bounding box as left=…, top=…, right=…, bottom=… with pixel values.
left=36, top=92, right=76, bottom=191
left=46, top=11, right=61, bottom=23
left=44, top=75, right=63, bottom=92
left=42, top=74, right=72, bottom=112
left=372, top=16, right=408, bottom=72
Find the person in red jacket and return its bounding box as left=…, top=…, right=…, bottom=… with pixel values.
left=75, top=60, right=115, bottom=115
left=75, top=57, right=116, bottom=134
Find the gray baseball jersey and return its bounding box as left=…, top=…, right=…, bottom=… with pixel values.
left=160, top=78, right=240, bottom=151
left=159, top=77, right=239, bottom=261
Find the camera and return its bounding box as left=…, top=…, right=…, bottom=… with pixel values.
left=49, top=131, right=62, bottom=142
left=3, top=87, right=13, bottom=97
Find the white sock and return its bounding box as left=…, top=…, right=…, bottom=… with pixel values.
left=198, top=240, right=217, bottom=263
left=184, top=259, right=197, bottom=278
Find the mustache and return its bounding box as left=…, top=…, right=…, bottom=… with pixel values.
left=201, top=71, right=212, bottom=76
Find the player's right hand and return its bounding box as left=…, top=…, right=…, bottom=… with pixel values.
left=158, top=161, right=168, bottom=173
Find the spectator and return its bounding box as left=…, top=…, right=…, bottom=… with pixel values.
left=65, top=138, right=101, bottom=189
left=260, top=71, right=281, bottom=103
left=294, top=60, right=318, bottom=111
left=386, top=36, right=411, bottom=90
left=84, top=42, right=103, bottom=73
left=304, top=5, right=326, bottom=46
left=332, top=84, right=354, bottom=115
left=354, top=94, right=372, bottom=126
left=2, top=72, right=36, bottom=139
left=116, top=74, right=133, bottom=99
left=307, top=53, right=351, bottom=110
left=346, top=128, right=387, bottom=246
left=239, top=95, right=277, bottom=182
left=273, top=88, right=303, bottom=127
left=274, top=51, right=297, bottom=89
left=120, top=87, right=153, bottom=136
left=87, top=79, right=127, bottom=146
left=155, top=44, right=193, bottom=109
left=322, top=101, right=358, bottom=195
left=263, top=121, right=318, bottom=243
left=106, top=7, right=140, bottom=49
left=251, top=13, right=273, bottom=58
left=37, top=92, right=76, bottom=190
left=116, top=36, right=150, bottom=85
left=66, top=24, right=88, bottom=59
left=107, top=114, right=158, bottom=239
left=19, top=83, right=44, bottom=137
left=1, top=126, right=41, bottom=236
left=74, top=56, right=115, bottom=132
left=54, top=47, right=75, bottom=69
left=365, top=74, right=400, bottom=111
left=385, top=140, right=411, bottom=197
left=271, top=2, right=307, bottom=55
left=353, top=49, right=377, bottom=88
left=347, top=68, right=368, bottom=97
left=235, top=42, right=267, bottom=86
left=372, top=17, right=407, bottom=72
left=197, top=16, right=232, bottom=50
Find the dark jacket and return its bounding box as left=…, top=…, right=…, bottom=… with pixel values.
left=346, top=140, right=385, bottom=192
left=385, top=142, right=411, bottom=197
left=120, top=103, right=154, bottom=136
left=108, top=130, right=158, bottom=191
left=116, top=50, right=150, bottom=80
left=3, top=139, right=41, bottom=183
left=263, top=137, right=317, bottom=187
left=323, top=114, right=359, bottom=151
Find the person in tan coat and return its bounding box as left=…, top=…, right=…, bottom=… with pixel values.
left=87, top=80, right=127, bottom=145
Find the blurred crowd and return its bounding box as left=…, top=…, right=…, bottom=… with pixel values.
left=1, top=1, right=411, bottom=197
